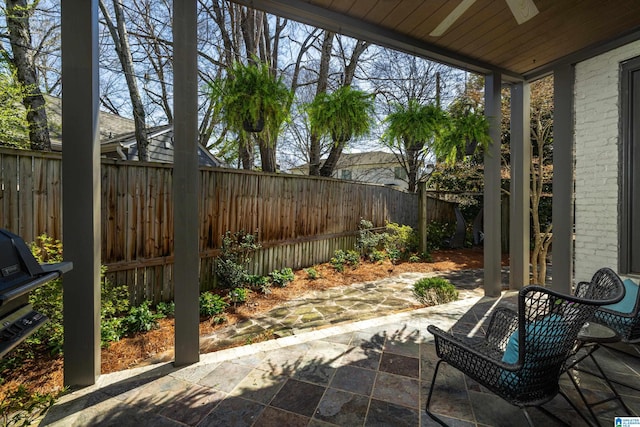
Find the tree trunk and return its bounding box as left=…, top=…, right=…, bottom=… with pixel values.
left=405, top=141, right=424, bottom=193
left=6, top=0, right=51, bottom=151
left=99, top=0, right=149, bottom=161
left=309, top=31, right=334, bottom=176
left=257, top=135, right=276, bottom=172
left=319, top=140, right=345, bottom=177
left=238, top=135, right=253, bottom=170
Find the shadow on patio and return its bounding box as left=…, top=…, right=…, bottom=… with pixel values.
left=40, top=284, right=640, bottom=426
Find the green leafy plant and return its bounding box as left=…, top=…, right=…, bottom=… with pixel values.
left=435, top=110, right=492, bottom=165
left=304, top=267, right=320, bottom=280
left=247, top=274, right=271, bottom=294
left=212, top=59, right=293, bottom=136
left=101, top=317, right=126, bottom=347
left=27, top=235, right=130, bottom=354
left=409, top=254, right=422, bottom=263
left=356, top=219, right=387, bottom=261
left=269, top=267, right=295, bottom=287
left=228, top=287, right=249, bottom=304
left=0, top=65, right=29, bottom=149
left=426, top=221, right=456, bottom=252
left=0, top=383, right=62, bottom=426
left=199, top=292, right=229, bottom=317
left=124, top=301, right=162, bottom=334
left=100, top=272, right=130, bottom=347
left=156, top=301, right=175, bottom=317
left=307, top=86, right=375, bottom=142
left=330, top=249, right=360, bottom=272
left=215, top=230, right=261, bottom=289
left=412, top=277, right=459, bottom=306
left=384, top=222, right=419, bottom=263
left=382, top=99, right=449, bottom=191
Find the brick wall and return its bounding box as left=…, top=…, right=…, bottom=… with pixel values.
left=574, top=40, right=640, bottom=282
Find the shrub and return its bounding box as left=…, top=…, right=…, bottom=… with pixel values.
left=367, top=249, right=387, bottom=263
left=304, top=267, right=320, bottom=280
left=101, top=317, right=126, bottom=347
left=247, top=274, right=271, bottom=294
left=214, top=230, right=261, bottom=289
left=26, top=235, right=130, bottom=354
left=156, top=301, right=175, bottom=317
left=228, top=287, right=249, bottom=304
left=384, top=222, right=419, bottom=263
left=269, top=267, right=294, bottom=287
left=124, top=301, right=162, bottom=333
left=199, top=292, right=229, bottom=317
left=330, top=249, right=360, bottom=272
left=27, top=235, right=64, bottom=354
left=356, top=219, right=386, bottom=260
left=412, top=277, right=459, bottom=306
left=425, top=221, right=456, bottom=252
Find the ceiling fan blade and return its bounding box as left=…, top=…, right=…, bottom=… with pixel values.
left=505, top=0, right=539, bottom=24
left=430, top=0, right=477, bottom=37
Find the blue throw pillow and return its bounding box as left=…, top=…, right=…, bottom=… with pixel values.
left=602, top=279, right=638, bottom=314
left=500, top=313, right=565, bottom=385
left=501, top=313, right=565, bottom=363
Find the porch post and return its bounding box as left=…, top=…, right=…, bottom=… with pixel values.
left=484, top=72, right=503, bottom=296
left=509, top=82, right=531, bottom=289
left=61, top=0, right=101, bottom=386
left=552, top=65, right=575, bottom=293
left=418, top=181, right=428, bottom=255
left=173, top=0, right=200, bottom=366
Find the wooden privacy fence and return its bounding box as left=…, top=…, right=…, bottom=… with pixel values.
left=1, top=147, right=444, bottom=304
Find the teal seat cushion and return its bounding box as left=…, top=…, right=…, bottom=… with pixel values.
left=602, top=279, right=638, bottom=314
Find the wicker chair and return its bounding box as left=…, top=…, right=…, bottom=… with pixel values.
left=591, top=271, right=640, bottom=344
left=426, top=271, right=624, bottom=426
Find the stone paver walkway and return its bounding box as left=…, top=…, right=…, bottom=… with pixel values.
left=199, top=269, right=495, bottom=353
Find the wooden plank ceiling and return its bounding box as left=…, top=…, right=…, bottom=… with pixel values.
left=237, top=0, right=640, bottom=78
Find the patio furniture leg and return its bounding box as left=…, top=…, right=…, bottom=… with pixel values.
left=425, top=359, right=449, bottom=426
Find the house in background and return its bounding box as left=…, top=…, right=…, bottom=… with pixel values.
left=46, top=95, right=137, bottom=147
left=288, top=151, right=411, bottom=190
left=45, top=96, right=224, bottom=167
left=100, top=124, right=225, bottom=167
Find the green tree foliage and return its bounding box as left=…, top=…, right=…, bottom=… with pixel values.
left=0, top=66, right=29, bottom=148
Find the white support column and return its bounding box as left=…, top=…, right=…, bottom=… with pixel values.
left=484, top=73, right=503, bottom=297
left=552, top=65, right=575, bottom=293
left=173, top=0, right=200, bottom=366
left=61, top=0, right=101, bottom=387
left=509, top=82, right=531, bottom=289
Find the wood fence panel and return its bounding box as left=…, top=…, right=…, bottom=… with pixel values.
left=1, top=148, right=430, bottom=304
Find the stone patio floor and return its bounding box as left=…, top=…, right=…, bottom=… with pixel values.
left=40, top=269, right=640, bottom=426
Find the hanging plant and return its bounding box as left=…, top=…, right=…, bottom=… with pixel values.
left=434, top=110, right=492, bottom=165
left=383, top=99, right=449, bottom=150
left=211, top=59, right=293, bottom=136
left=306, top=85, right=375, bottom=143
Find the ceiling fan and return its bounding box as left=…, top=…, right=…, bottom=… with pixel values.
left=430, top=0, right=539, bottom=37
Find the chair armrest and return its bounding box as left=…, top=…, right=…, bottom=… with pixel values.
left=427, top=324, right=517, bottom=372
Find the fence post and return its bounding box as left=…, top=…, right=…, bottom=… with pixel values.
left=418, top=181, right=428, bottom=255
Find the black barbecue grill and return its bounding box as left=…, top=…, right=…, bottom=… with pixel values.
left=0, top=229, right=72, bottom=358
